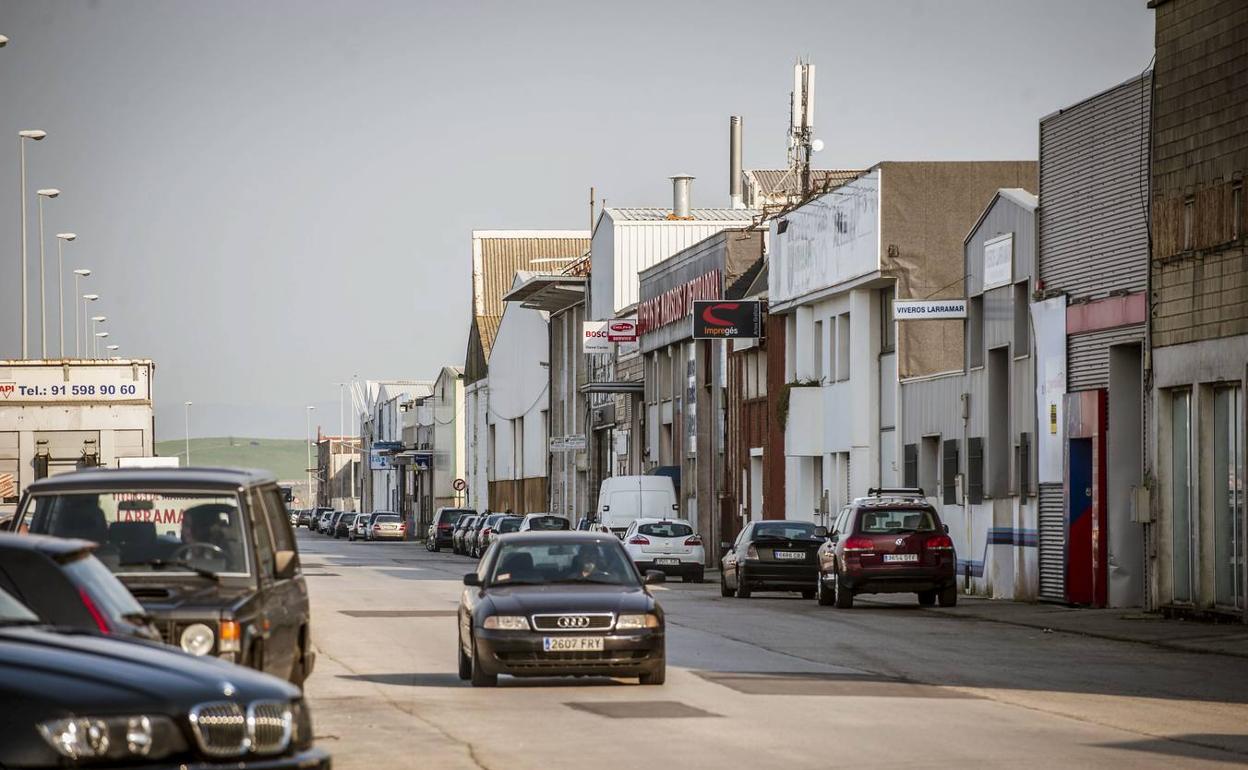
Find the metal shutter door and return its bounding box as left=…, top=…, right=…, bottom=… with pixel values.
left=1038, top=483, right=1066, bottom=601
left=1067, top=327, right=1144, bottom=392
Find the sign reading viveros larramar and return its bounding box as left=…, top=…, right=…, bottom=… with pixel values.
left=692, top=300, right=762, bottom=339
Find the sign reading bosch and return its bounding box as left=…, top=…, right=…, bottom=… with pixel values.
left=692, top=300, right=762, bottom=339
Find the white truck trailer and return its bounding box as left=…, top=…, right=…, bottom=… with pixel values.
left=0, top=359, right=157, bottom=520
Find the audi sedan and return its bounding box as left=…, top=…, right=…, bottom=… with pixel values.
left=457, top=532, right=666, bottom=687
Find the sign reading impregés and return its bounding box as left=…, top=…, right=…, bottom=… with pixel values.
left=0, top=364, right=151, bottom=403
left=983, top=233, right=1013, bottom=291
left=893, top=299, right=968, bottom=320
left=692, top=301, right=762, bottom=339
left=582, top=321, right=610, bottom=353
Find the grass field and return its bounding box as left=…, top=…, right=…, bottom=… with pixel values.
left=153, top=437, right=309, bottom=481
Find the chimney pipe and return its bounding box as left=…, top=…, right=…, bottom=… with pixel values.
left=729, top=116, right=744, bottom=209
left=670, top=174, right=694, bottom=219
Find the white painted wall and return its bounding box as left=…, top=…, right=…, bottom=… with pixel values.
left=486, top=298, right=549, bottom=485
left=464, top=380, right=489, bottom=511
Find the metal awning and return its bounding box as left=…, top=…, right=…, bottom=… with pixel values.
left=502, top=274, right=586, bottom=312
left=580, top=381, right=644, bottom=395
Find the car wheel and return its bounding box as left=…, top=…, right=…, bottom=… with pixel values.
left=816, top=573, right=835, bottom=606
left=348, top=532, right=355, bottom=542
left=833, top=572, right=853, bottom=609
left=469, top=635, right=497, bottom=687
left=719, top=572, right=733, bottom=597
left=918, top=590, right=937, bottom=606
left=289, top=633, right=308, bottom=689
left=735, top=573, right=752, bottom=599
left=431, top=540, right=440, bottom=553
left=938, top=585, right=958, bottom=607
left=639, top=661, right=666, bottom=685
left=457, top=634, right=472, bottom=681
left=688, top=568, right=704, bottom=584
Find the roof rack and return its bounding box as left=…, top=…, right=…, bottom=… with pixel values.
left=866, top=487, right=926, bottom=498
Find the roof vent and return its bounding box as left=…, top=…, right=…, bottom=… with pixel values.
left=669, top=175, right=694, bottom=220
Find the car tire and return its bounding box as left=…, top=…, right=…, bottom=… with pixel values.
left=431, top=540, right=440, bottom=553
left=833, top=573, right=853, bottom=609
left=735, top=574, right=751, bottom=599
left=469, top=636, right=497, bottom=688
left=800, top=588, right=816, bottom=600
left=719, top=572, right=733, bottom=597
left=457, top=635, right=472, bottom=681
left=688, top=568, right=704, bottom=584
left=816, top=574, right=835, bottom=606
left=918, top=590, right=937, bottom=606
left=938, top=585, right=958, bottom=607
left=639, top=662, right=666, bottom=685
left=348, top=532, right=355, bottom=542
left=289, top=635, right=308, bottom=689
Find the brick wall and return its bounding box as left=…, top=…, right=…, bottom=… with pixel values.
left=1151, top=0, right=1248, bottom=347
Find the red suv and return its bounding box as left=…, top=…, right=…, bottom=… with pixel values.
left=815, top=488, right=957, bottom=609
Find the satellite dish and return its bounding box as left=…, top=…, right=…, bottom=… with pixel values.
left=811, top=139, right=825, bottom=153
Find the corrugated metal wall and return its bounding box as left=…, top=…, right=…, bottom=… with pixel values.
left=1066, top=326, right=1145, bottom=391
left=614, top=222, right=750, bottom=313
left=1038, top=483, right=1065, bottom=601
left=966, top=194, right=1037, bottom=297
left=1038, top=73, right=1151, bottom=300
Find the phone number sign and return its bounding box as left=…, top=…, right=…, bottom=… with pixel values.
left=0, top=366, right=151, bottom=403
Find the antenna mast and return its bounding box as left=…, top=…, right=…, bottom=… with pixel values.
left=788, top=60, right=816, bottom=196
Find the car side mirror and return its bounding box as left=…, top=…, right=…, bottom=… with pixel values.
left=463, top=573, right=481, bottom=587
left=644, top=570, right=666, bottom=585
left=814, top=526, right=828, bottom=538
left=274, top=550, right=298, bottom=580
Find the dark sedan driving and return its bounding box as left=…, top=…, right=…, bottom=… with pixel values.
left=457, top=532, right=666, bottom=687
left=720, top=520, right=827, bottom=599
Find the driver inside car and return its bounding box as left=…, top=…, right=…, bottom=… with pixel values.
left=180, top=504, right=245, bottom=571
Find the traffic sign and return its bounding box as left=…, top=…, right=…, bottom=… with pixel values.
left=453, top=478, right=467, bottom=492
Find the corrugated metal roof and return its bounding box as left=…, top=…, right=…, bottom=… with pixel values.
left=474, top=232, right=589, bottom=317
left=745, top=169, right=864, bottom=198
left=476, top=314, right=502, bottom=356
left=605, top=207, right=760, bottom=222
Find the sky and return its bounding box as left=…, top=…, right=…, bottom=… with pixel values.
left=0, top=0, right=1155, bottom=440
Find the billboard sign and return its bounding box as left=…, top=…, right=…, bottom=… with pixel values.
left=582, top=321, right=610, bottom=353
left=0, top=363, right=152, bottom=404
left=692, top=301, right=762, bottom=339
left=607, top=318, right=638, bottom=343
left=893, top=299, right=967, bottom=320
left=983, top=233, right=1013, bottom=291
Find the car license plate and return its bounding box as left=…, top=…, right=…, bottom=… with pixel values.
left=655, top=558, right=680, bottom=566
left=543, top=636, right=604, bottom=652
left=884, top=554, right=919, bottom=563
left=774, top=551, right=805, bottom=560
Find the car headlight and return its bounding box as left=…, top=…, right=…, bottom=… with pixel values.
left=38, top=715, right=185, bottom=761
left=180, top=623, right=215, bottom=655
left=615, top=613, right=661, bottom=630
left=481, top=615, right=529, bottom=630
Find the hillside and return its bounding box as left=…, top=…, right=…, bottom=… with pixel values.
left=153, top=437, right=309, bottom=481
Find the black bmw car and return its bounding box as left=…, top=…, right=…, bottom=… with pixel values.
left=0, top=585, right=329, bottom=768
left=457, top=531, right=666, bottom=687
left=720, top=519, right=828, bottom=598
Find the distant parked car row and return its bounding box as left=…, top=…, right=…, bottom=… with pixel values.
left=293, top=507, right=407, bottom=542
left=430, top=509, right=572, bottom=558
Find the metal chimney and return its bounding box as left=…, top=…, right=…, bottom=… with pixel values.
left=670, top=174, right=694, bottom=219
left=729, top=117, right=744, bottom=209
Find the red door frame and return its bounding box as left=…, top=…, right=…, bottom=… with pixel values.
left=1064, top=389, right=1108, bottom=607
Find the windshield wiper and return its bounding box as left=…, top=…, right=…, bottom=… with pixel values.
left=546, top=577, right=625, bottom=585
left=122, top=558, right=220, bottom=582
left=0, top=619, right=43, bottom=628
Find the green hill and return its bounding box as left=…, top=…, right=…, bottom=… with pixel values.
left=153, top=437, right=310, bottom=481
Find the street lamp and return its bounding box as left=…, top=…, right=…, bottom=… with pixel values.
left=105, top=344, right=119, bottom=357
left=184, top=401, right=193, bottom=465
left=90, top=317, right=107, bottom=358
left=94, top=331, right=108, bottom=360
left=55, top=233, right=76, bottom=358
left=74, top=275, right=91, bottom=357
left=18, top=129, right=47, bottom=358
left=35, top=188, right=60, bottom=358
left=0, top=35, right=9, bottom=47
left=306, top=406, right=316, bottom=507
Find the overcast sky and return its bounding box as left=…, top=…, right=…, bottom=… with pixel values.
left=0, top=0, right=1154, bottom=439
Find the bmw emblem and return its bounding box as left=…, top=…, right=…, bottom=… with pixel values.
left=221, top=681, right=237, bottom=697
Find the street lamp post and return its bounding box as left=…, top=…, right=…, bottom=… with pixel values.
left=89, top=315, right=106, bottom=357
left=105, top=344, right=119, bottom=358
left=184, top=401, right=192, bottom=466
left=74, top=277, right=92, bottom=357
left=56, top=233, right=76, bottom=358
left=18, top=130, right=47, bottom=358
left=306, top=405, right=316, bottom=508
left=35, top=188, right=60, bottom=359
left=94, top=331, right=108, bottom=359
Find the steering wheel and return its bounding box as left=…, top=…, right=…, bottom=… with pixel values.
left=171, top=542, right=226, bottom=563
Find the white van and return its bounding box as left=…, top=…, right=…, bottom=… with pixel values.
left=596, top=476, right=678, bottom=536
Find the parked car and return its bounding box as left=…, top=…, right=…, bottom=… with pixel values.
left=622, top=518, right=705, bottom=583
left=720, top=519, right=827, bottom=599
left=464, top=515, right=493, bottom=558
left=471, top=513, right=508, bottom=558
left=333, top=512, right=358, bottom=539
left=0, top=583, right=329, bottom=768
left=518, top=513, right=571, bottom=532
left=349, top=512, right=374, bottom=540
left=479, top=515, right=521, bottom=553
left=9, top=467, right=316, bottom=686
left=458, top=531, right=667, bottom=687
left=368, top=513, right=406, bottom=541
left=327, top=511, right=348, bottom=536
left=427, top=507, right=472, bottom=552
left=596, top=475, right=678, bottom=536
left=290, top=508, right=304, bottom=526
left=308, top=507, right=333, bottom=529
left=452, top=515, right=480, bottom=555
left=316, top=510, right=335, bottom=534
left=816, top=489, right=957, bottom=609
left=0, top=532, right=160, bottom=642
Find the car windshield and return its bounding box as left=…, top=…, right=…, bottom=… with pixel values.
left=0, top=585, right=40, bottom=626
left=527, top=516, right=569, bottom=531
left=19, top=491, right=251, bottom=576
left=497, top=518, right=522, bottom=533
left=638, top=521, right=694, bottom=538
left=754, top=522, right=822, bottom=540
left=438, top=510, right=472, bottom=525
left=342, top=514, right=357, bottom=524
left=375, top=515, right=400, bottom=524
left=858, top=509, right=938, bottom=534
left=488, top=540, right=639, bottom=587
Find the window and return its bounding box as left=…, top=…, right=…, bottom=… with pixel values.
left=1171, top=390, right=1194, bottom=602
left=1014, top=281, right=1030, bottom=356
left=249, top=489, right=276, bottom=580
left=1184, top=196, right=1195, bottom=251
left=942, top=439, right=959, bottom=505
left=1018, top=433, right=1031, bottom=504
left=1232, top=183, right=1242, bottom=241
left=637, top=521, right=694, bottom=538
left=262, top=486, right=296, bottom=555
left=903, top=443, right=918, bottom=490
left=880, top=289, right=896, bottom=353
left=858, top=508, right=938, bottom=534
left=919, top=436, right=940, bottom=498
left=488, top=424, right=497, bottom=474
left=827, top=318, right=838, bottom=381
left=967, top=296, right=984, bottom=369
left=1212, top=386, right=1243, bottom=609
left=813, top=320, right=824, bottom=380
left=836, top=313, right=851, bottom=381
left=967, top=437, right=984, bottom=505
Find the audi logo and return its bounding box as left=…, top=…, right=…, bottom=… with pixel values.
left=556, top=615, right=591, bottom=629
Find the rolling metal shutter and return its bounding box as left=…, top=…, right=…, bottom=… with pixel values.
left=1067, top=326, right=1144, bottom=392
left=1038, top=483, right=1066, bottom=601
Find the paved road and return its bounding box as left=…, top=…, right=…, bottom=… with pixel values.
left=296, top=530, right=1248, bottom=769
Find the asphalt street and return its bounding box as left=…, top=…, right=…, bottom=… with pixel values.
left=297, top=530, right=1248, bottom=769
